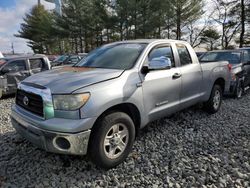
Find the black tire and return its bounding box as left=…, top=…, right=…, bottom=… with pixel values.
left=88, top=112, right=135, bottom=169
left=204, top=84, right=222, bottom=114
left=234, top=80, right=243, bottom=99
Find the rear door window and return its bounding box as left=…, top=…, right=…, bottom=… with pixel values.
left=29, top=58, right=44, bottom=72
left=176, top=44, right=193, bottom=66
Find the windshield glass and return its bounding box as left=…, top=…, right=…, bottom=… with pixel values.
left=74, top=43, right=147, bottom=70
left=200, top=52, right=241, bottom=64
left=54, top=55, right=68, bottom=62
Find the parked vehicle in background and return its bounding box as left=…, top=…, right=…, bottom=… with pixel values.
left=47, top=55, right=59, bottom=62
left=240, top=47, right=250, bottom=87
left=51, top=55, right=81, bottom=67
left=11, top=39, right=230, bottom=169
left=200, top=50, right=250, bottom=98
left=0, top=55, right=51, bottom=99
left=196, top=52, right=206, bottom=58
left=78, top=53, right=88, bottom=60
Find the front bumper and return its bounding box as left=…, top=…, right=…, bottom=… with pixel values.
left=11, top=108, right=91, bottom=156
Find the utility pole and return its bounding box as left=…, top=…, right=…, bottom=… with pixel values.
left=11, top=42, right=15, bottom=55
left=38, top=0, right=41, bottom=5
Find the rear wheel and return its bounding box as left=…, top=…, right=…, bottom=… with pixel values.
left=88, top=112, right=135, bottom=169
left=204, top=84, right=222, bottom=114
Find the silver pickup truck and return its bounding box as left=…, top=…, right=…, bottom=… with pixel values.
left=11, top=40, right=230, bottom=169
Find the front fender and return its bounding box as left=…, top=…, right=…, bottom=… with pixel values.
left=77, top=71, right=147, bottom=128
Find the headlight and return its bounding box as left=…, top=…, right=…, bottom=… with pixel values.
left=53, top=93, right=90, bottom=111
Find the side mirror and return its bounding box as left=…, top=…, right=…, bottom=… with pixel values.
left=1, top=67, right=13, bottom=74
left=148, top=57, right=172, bottom=70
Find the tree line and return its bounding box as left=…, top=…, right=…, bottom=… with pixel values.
left=16, top=0, right=250, bottom=54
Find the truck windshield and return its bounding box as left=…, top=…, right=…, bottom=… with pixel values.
left=200, top=52, right=241, bottom=65
left=74, top=43, right=147, bottom=70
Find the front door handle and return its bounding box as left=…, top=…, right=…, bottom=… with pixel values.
left=172, top=73, right=182, bottom=79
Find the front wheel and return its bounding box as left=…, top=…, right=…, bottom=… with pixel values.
left=204, top=84, right=222, bottom=114
left=88, top=112, right=135, bottom=169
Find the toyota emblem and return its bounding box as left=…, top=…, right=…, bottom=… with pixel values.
left=23, top=96, right=29, bottom=106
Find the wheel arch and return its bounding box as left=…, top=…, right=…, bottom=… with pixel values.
left=91, top=103, right=141, bottom=137
left=214, top=77, right=225, bottom=92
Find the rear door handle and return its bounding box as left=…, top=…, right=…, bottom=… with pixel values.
left=172, top=73, right=182, bottom=79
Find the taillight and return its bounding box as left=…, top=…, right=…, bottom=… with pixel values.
left=228, top=64, right=232, bottom=71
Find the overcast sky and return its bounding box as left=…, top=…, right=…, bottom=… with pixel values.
left=0, top=0, right=55, bottom=54
left=0, top=0, right=215, bottom=54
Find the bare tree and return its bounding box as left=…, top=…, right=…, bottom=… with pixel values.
left=186, top=10, right=215, bottom=48
left=212, top=0, right=240, bottom=49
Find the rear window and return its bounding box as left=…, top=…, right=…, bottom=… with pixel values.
left=29, top=58, right=44, bottom=69
left=200, top=52, right=241, bottom=65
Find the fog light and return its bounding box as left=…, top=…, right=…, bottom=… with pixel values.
left=54, top=137, right=70, bottom=150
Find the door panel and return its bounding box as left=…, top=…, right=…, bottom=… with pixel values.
left=142, top=68, right=181, bottom=121
left=179, top=64, right=203, bottom=108
left=141, top=43, right=181, bottom=121
left=176, top=43, right=203, bottom=108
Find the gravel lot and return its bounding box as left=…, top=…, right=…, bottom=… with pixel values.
left=0, top=92, right=249, bottom=188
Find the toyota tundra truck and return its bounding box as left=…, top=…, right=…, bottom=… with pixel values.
left=11, top=40, right=230, bottom=169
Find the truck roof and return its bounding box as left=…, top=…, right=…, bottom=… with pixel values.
left=4, top=54, right=47, bottom=61
left=114, top=39, right=189, bottom=45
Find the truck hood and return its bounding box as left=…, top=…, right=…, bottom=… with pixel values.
left=23, top=66, right=124, bottom=94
